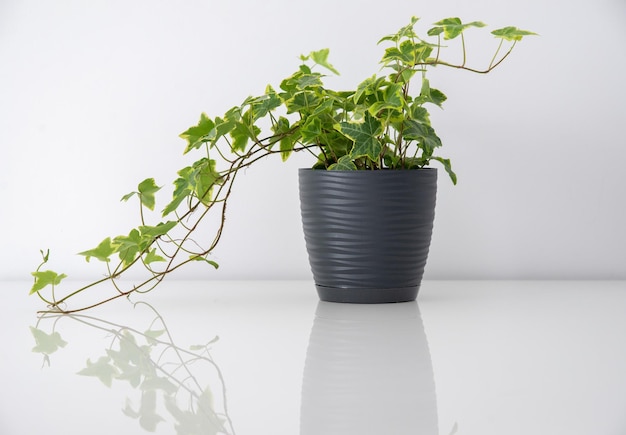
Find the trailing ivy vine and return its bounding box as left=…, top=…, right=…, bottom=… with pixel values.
left=30, top=16, right=535, bottom=313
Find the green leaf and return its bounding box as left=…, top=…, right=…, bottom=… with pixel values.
left=383, top=147, right=400, bottom=168
left=244, top=85, right=282, bottom=121
left=162, top=166, right=194, bottom=216
left=355, top=75, right=382, bottom=103
left=206, top=111, right=238, bottom=144
left=381, top=45, right=414, bottom=65
left=30, top=326, right=68, bottom=354
left=367, top=82, right=403, bottom=115
left=325, top=132, right=352, bottom=159
left=381, top=40, right=433, bottom=67
left=230, top=121, right=260, bottom=152
left=137, top=178, right=161, bottom=211
left=296, top=72, right=324, bottom=89
left=429, top=17, right=486, bottom=40
left=139, top=221, right=177, bottom=238
left=300, top=116, right=322, bottom=144
left=328, top=155, right=357, bottom=170
left=192, top=158, right=221, bottom=205
left=190, top=255, right=219, bottom=269
left=337, top=113, right=383, bottom=161
left=432, top=156, right=457, bottom=185
left=120, top=191, right=137, bottom=202
left=427, top=26, right=444, bottom=37
left=420, top=78, right=447, bottom=107
left=144, top=248, right=166, bottom=265
left=113, top=229, right=144, bottom=267
left=271, top=116, right=298, bottom=162
left=77, top=356, right=120, bottom=388
left=395, top=67, right=417, bottom=84
left=122, top=178, right=161, bottom=209
left=378, top=16, right=419, bottom=44
left=402, top=119, right=442, bottom=153
left=30, top=270, right=68, bottom=294
left=279, top=71, right=301, bottom=95
left=179, top=113, right=215, bottom=154
left=428, top=88, right=447, bottom=107
left=280, top=134, right=298, bottom=162
left=402, top=156, right=428, bottom=169
left=491, top=26, right=538, bottom=41
left=410, top=105, right=433, bottom=124
left=78, top=237, right=116, bottom=263
left=39, top=248, right=50, bottom=263
left=308, top=48, right=340, bottom=75
left=310, top=96, right=336, bottom=117
left=285, top=91, right=322, bottom=114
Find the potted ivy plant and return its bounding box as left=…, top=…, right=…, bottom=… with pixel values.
left=30, top=16, right=535, bottom=312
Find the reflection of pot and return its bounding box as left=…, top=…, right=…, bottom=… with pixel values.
left=300, top=301, right=438, bottom=435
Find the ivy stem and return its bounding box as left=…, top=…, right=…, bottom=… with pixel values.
left=461, top=33, right=467, bottom=67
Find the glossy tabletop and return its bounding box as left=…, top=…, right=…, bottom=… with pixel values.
left=2, top=280, right=625, bottom=435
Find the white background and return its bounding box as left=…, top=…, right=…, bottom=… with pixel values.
left=1, top=0, right=625, bottom=281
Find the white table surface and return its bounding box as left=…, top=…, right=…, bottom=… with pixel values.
left=2, top=280, right=625, bottom=435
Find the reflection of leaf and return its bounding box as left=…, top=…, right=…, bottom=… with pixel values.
left=106, top=331, right=155, bottom=386
left=140, top=376, right=177, bottom=395
left=164, top=389, right=227, bottom=435
left=123, top=391, right=165, bottom=432
left=190, top=336, right=219, bottom=351
left=77, top=356, right=119, bottom=387
left=107, top=346, right=143, bottom=388
left=30, top=326, right=67, bottom=354
left=119, top=331, right=154, bottom=373
left=144, top=329, right=165, bottom=345
left=117, top=365, right=143, bottom=388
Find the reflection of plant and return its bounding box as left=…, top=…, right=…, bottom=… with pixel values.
left=30, top=325, right=67, bottom=367
left=31, top=302, right=235, bottom=434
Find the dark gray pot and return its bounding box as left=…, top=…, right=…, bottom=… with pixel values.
left=299, top=168, right=437, bottom=303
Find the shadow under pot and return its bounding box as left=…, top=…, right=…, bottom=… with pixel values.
left=298, top=168, right=437, bottom=303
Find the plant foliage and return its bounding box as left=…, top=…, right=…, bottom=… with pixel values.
left=30, top=16, right=535, bottom=312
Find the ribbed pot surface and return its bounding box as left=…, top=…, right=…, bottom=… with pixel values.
left=299, top=168, right=437, bottom=303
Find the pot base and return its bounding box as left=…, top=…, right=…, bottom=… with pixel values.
left=315, top=285, right=419, bottom=304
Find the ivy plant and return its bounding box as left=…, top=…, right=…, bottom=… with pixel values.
left=30, top=16, right=535, bottom=313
